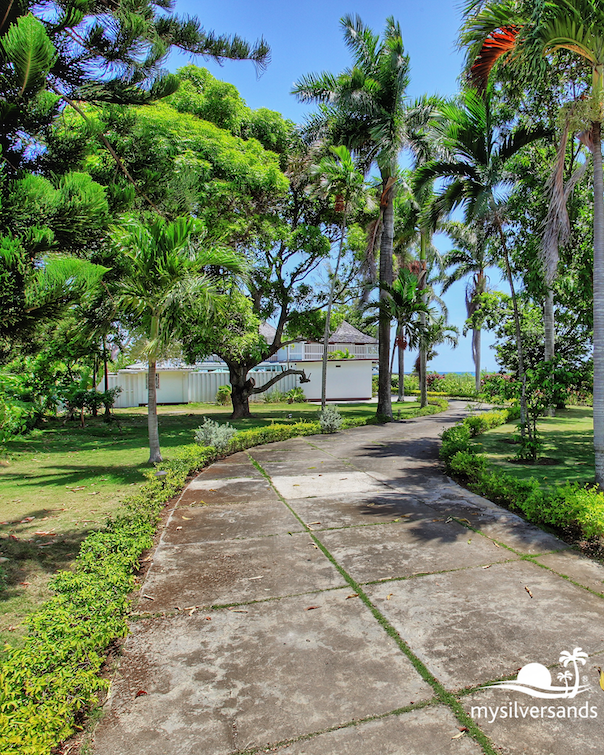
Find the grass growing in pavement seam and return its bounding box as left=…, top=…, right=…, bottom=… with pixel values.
left=248, top=454, right=498, bottom=755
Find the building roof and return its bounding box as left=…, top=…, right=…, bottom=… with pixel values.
left=329, top=321, right=377, bottom=345
left=259, top=322, right=277, bottom=343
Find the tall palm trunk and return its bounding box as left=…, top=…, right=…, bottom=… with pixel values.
left=472, top=327, right=481, bottom=393
left=147, top=360, right=162, bottom=464
left=544, top=287, right=556, bottom=416
left=419, top=232, right=428, bottom=408
left=496, top=221, right=528, bottom=435
left=398, top=324, right=405, bottom=401
left=377, top=182, right=394, bottom=419
left=321, top=208, right=347, bottom=409
left=592, top=121, right=604, bottom=486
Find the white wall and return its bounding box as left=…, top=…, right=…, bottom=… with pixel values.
left=99, top=369, right=300, bottom=407
left=293, top=360, right=373, bottom=401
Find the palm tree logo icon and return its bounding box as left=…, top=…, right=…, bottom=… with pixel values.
left=559, top=648, right=589, bottom=698
left=485, top=647, right=591, bottom=699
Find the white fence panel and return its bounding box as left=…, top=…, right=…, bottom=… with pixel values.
left=189, top=370, right=300, bottom=404
left=100, top=369, right=302, bottom=407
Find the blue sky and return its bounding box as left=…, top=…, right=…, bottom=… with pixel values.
left=168, top=1, right=507, bottom=373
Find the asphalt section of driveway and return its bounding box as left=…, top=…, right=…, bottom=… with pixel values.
left=93, top=402, right=604, bottom=755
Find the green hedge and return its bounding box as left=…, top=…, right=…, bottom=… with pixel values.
left=440, top=408, right=604, bottom=542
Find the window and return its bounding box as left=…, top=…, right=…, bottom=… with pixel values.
left=145, top=373, right=160, bottom=390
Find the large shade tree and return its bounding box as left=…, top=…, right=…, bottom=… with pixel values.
left=460, top=0, right=604, bottom=482
left=293, top=14, right=431, bottom=419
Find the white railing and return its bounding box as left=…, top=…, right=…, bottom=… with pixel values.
left=296, top=344, right=378, bottom=361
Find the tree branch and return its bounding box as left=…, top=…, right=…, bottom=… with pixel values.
left=251, top=368, right=311, bottom=394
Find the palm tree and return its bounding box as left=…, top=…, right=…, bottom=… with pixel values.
left=392, top=174, right=443, bottom=406
left=310, top=145, right=365, bottom=409
left=293, top=15, right=431, bottom=420
left=557, top=670, right=573, bottom=691
left=112, top=216, right=246, bottom=463
left=415, top=87, right=549, bottom=435
left=367, top=268, right=431, bottom=401
left=459, top=0, right=604, bottom=484
left=441, top=220, right=489, bottom=392
left=559, top=647, right=589, bottom=698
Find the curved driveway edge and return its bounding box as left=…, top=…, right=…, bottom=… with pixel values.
left=93, top=402, right=604, bottom=755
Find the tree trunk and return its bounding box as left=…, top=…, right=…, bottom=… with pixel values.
left=398, top=325, right=405, bottom=402
left=472, top=328, right=481, bottom=394
left=321, top=209, right=348, bottom=409
left=147, top=360, right=162, bottom=464
left=419, top=312, right=428, bottom=408
left=92, top=357, right=98, bottom=417
left=376, top=182, right=394, bottom=419
left=419, top=234, right=428, bottom=408
left=544, top=287, right=556, bottom=416
left=592, top=121, right=604, bottom=486
left=103, top=338, right=111, bottom=419
left=498, top=223, right=528, bottom=436
left=229, top=364, right=254, bottom=420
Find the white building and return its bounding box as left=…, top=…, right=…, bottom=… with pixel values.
left=99, top=321, right=377, bottom=407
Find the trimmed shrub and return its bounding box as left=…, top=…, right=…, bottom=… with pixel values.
left=440, top=424, right=472, bottom=462
left=318, top=405, right=343, bottom=433
left=194, top=417, right=238, bottom=451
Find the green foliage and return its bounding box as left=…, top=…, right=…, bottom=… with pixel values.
left=215, top=384, right=232, bottom=406
left=440, top=408, right=604, bottom=542
left=193, top=417, right=238, bottom=452
left=1, top=13, right=56, bottom=97
left=262, top=389, right=288, bottom=404
left=447, top=450, right=488, bottom=481
left=286, top=387, right=306, bottom=403
left=328, top=348, right=354, bottom=360
left=318, top=405, right=343, bottom=433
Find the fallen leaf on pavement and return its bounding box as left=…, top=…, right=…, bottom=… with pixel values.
left=305, top=606, right=320, bottom=611
left=135, top=690, right=147, bottom=698
left=452, top=732, right=465, bottom=739
left=142, top=594, right=155, bottom=601
left=176, top=526, right=182, bottom=530
left=346, top=594, right=359, bottom=599
left=525, top=586, right=533, bottom=598
left=181, top=516, right=191, bottom=520
left=386, top=593, right=393, bottom=600
left=482, top=565, right=491, bottom=569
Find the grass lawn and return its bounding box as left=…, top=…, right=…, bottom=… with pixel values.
left=0, top=399, right=420, bottom=651
left=475, top=406, right=595, bottom=488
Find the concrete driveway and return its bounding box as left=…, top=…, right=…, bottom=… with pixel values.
left=93, top=402, right=604, bottom=754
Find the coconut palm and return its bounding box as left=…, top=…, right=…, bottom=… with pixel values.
left=367, top=267, right=432, bottom=401
left=112, top=216, right=246, bottom=463
left=392, top=174, right=444, bottom=406
left=441, top=220, right=490, bottom=392
left=459, top=0, right=604, bottom=483
left=415, top=87, right=549, bottom=435
left=293, top=14, right=433, bottom=419
left=310, top=145, right=365, bottom=409
left=559, top=647, right=589, bottom=698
